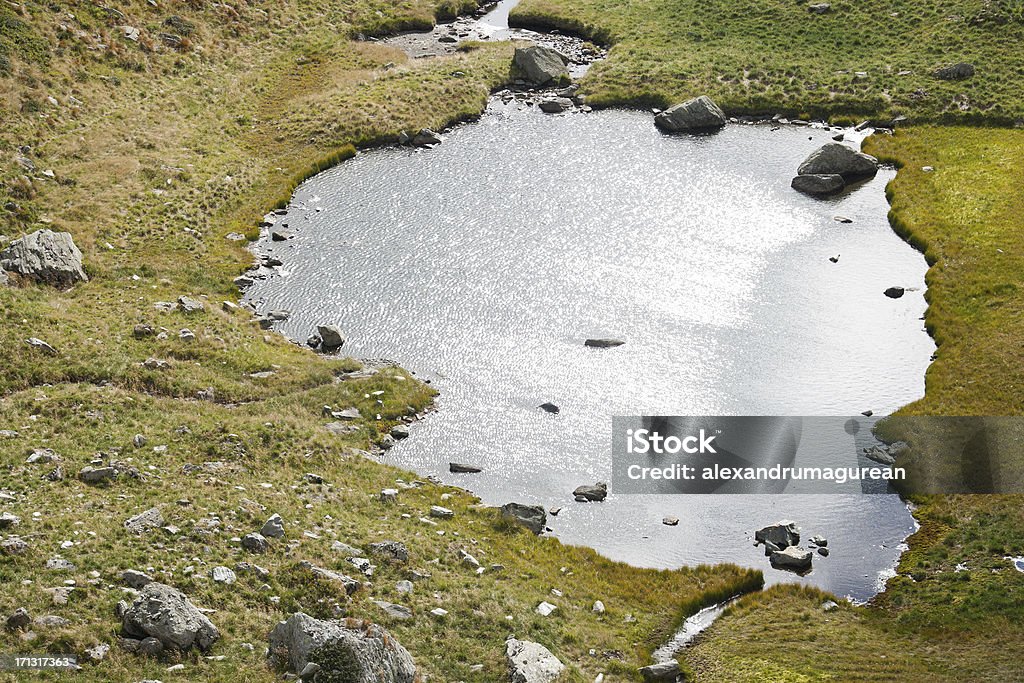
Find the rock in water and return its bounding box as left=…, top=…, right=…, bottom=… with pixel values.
left=584, top=338, right=625, bottom=348
left=449, top=462, right=482, bottom=473
left=653, top=95, right=727, bottom=132
left=0, top=229, right=87, bottom=286
left=505, top=638, right=565, bottom=683
left=797, top=143, right=878, bottom=180
left=573, top=482, right=608, bottom=501
left=538, top=97, right=573, bottom=113
left=933, top=62, right=975, bottom=80
left=769, top=546, right=813, bottom=571
left=411, top=129, right=443, bottom=147
left=316, top=324, right=346, bottom=350
left=268, top=612, right=417, bottom=683
left=513, top=46, right=569, bottom=87
left=884, top=286, right=905, bottom=299
left=755, top=520, right=800, bottom=548
left=501, top=503, right=547, bottom=534
left=791, top=173, right=845, bottom=196
left=122, top=582, right=220, bottom=653
left=638, top=661, right=680, bottom=682
left=538, top=402, right=560, bottom=414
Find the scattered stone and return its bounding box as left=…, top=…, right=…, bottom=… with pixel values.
left=300, top=562, right=361, bottom=594
left=513, top=45, right=569, bottom=87
left=380, top=488, right=399, bottom=504
left=261, top=514, right=285, bottom=539
left=539, top=97, right=573, bottom=113
left=429, top=608, right=448, bottom=618
left=573, top=483, right=608, bottom=502
left=267, top=612, right=417, bottom=683
left=584, top=338, right=625, bottom=348
left=884, top=286, right=905, bottom=299
left=143, top=358, right=170, bottom=370
left=755, top=520, right=800, bottom=549
left=123, top=569, right=154, bottom=589
left=124, top=507, right=164, bottom=534
left=390, top=424, right=410, bottom=440
left=241, top=533, right=269, bottom=554
left=45, top=557, right=75, bottom=571
left=769, top=546, right=813, bottom=571
left=429, top=505, right=454, bottom=520
left=638, top=661, right=680, bottom=682
left=316, top=324, right=346, bottom=350
left=177, top=295, right=204, bottom=313
left=122, top=582, right=220, bottom=653
left=25, top=337, right=58, bottom=355
left=133, top=324, right=156, bottom=338
left=538, top=402, right=560, bottom=414
left=654, top=95, right=728, bottom=132
left=818, top=546, right=830, bottom=557
left=506, top=638, right=565, bottom=683
left=83, top=642, right=110, bottom=662
left=821, top=600, right=839, bottom=612
left=373, top=600, right=413, bottom=620
left=933, top=62, right=975, bottom=80
left=411, top=129, right=443, bottom=147
left=791, top=173, right=845, bottom=195
left=395, top=580, right=413, bottom=594
left=809, top=535, right=828, bottom=547
left=0, top=229, right=87, bottom=286
left=369, top=541, right=409, bottom=563
left=0, top=512, right=21, bottom=529
left=459, top=550, right=480, bottom=568
left=34, top=615, right=70, bottom=628
left=501, top=503, right=547, bottom=534
left=808, top=2, right=831, bottom=12
left=179, top=328, right=196, bottom=342
left=212, top=566, right=236, bottom=584
left=834, top=215, right=853, bottom=223
left=271, top=230, right=293, bottom=242
left=79, top=466, right=118, bottom=484
left=6, top=608, right=31, bottom=631
left=27, top=448, right=60, bottom=464
left=592, top=600, right=605, bottom=614
left=797, top=143, right=879, bottom=180
left=449, top=462, right=482, bottom=473
left=662, top=516, right=679, bottom=526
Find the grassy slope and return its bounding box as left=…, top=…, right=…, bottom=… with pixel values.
left=0, top=1, right=764, bottom=681
left=511, top=0, right=1024, bottom=122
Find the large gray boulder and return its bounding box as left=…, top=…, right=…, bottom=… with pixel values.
left=317, top=324, right=346, bottom=351
left=769, top=546, right=813, bottom=571
left=501, top=503, right=547, bottom=534
left=506, top=638, right=565, bottom=683
left=933, top=62, right=975, bottom=80
left=639, top=661, right=680, bottom=682
left=122, top=582, right=219, bottom=653
left=755, top=520, right=800, bottom=549
left=654, top=95, right=727, bottom=132
left=268, top=612, right=417, bottom=683
left=514, top=46, right=569, bottom=87
left=791, top=173, right=845, bottom=196
left=797, top=143, right=878, bottom=180
left=0, top=229, right=87, bottom=286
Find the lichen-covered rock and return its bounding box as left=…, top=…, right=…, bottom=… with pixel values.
left=501, top=503, right=547, bottom=534
left=506, top=638, right=565, bottom=683
left=268, top=612, right=417, bottom=683
left=0, top=229, right=87, bottom=286
left=122, top=582, right=219, bottom=653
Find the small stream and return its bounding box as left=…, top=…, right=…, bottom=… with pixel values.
left=245, top=0, right=932, bottom=609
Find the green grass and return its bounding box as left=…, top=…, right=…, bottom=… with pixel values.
left=510, top=0, right=1024, bottom=122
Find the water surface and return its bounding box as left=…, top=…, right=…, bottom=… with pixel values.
left=247, top=103, right=932, bottom=601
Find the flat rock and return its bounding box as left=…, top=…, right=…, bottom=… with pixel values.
left=770, top=546, right=813, bottom=571
left=449, top=462, right=482, bottom=473
left=124, top=507, right=164, bottom=534
left=584, top=338, right=625, bottom=348
left=791, top=173, right=845, bottom=196
left=538, top=97, right=573, bottom=113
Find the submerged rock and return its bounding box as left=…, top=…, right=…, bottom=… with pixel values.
left=513, top=46, right=569, bottom=87
left=268, top=612, right=417, bottom=683
left=797, top=143, right=878, bottom=180
left=506, top=638, right=565, bottom=683
left=791, top=173, right=845, bottom=196
left=654, top=95, right=727, bottom=132
left=0, top=229, right=87, bottom=286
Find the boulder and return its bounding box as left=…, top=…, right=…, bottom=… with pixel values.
left=884, top=286, right=905, bottom=299
left=513, top=46, right=569, bottom=87
left=797, top=143, right=878, bottom=180
left=654, top=95, right=727, bottom=132
left=449, top=462, right=482, bottom=473
left=769, top=546, right=813, bottom=571
left=505, top=638, right=565, bottom=683
left=573, top=482, right=608, bottom=501
left=6, top=608, right=31, bottom=631
left=755, top=520, right=800, bottom=549
left=317, top=324, right=346, bottom=350
left=242, top=532, right=269, bottom=553
left=411, top=129, right=443, bottom=147
left=639, top=661, right=680, bottom=682
left=122, top=582, right=219, bottom=653
left=268, top=612, right=417, bottom=683
left=933, top=62, right=975, bottom=80
left=538, top=97, right=573, bottom=113
left=261, top=514, right=285, bottom=539
left=584, top=338, right=625, bottom=348
left=501, top=502, right=547, bottom=534
left=791, top=173, right=845, bottom=196
left=0, top=229, right=87, bottom=286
